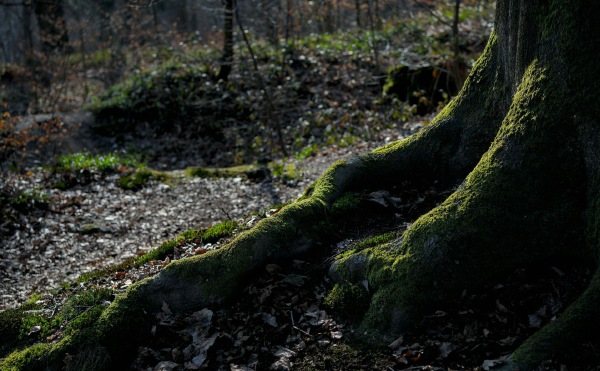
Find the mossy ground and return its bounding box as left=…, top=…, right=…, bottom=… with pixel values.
left=117, top=168, right=170, bottom=191
left=0, top=219, right=245, bottom=369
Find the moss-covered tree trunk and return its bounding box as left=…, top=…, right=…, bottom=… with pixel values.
left=4, top=0, right=600, bottom=369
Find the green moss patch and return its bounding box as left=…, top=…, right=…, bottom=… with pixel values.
left=324, top=282, right=370, bottom=321
left=185, top=164, right=263, bottom=179
left=203, top=220, right=240, bottom=244
left=0, top=288, right=112, bottom=361
left=77, top=221, right=240, bottom=285
left=118, top=169, right=170, bottom=191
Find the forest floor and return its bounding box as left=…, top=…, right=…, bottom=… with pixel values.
left=2, top=113, right=599, bottom=370
left=3, top=4, right=600, bottom=369
left=1, top=113, right=408, bottom=310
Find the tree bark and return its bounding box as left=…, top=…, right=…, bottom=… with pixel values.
left=3, top=0, right=600, bottom=369
left=216, top=0, right=234, bottom=81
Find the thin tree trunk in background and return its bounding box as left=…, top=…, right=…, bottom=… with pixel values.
left=335, top=0, right=341, bottom=31
left=452, top=0, right=460, bottom=60
left=366, top=0, right=379, bottom=73
left=285, top=0, right=292, bottom=45
left=95, top=0, right=115, bottom=44
left=23, top=3, right=34, bottom=64
left=451, top=0, right=464, bottom=91
left=216, top=0, right=234, bottom=81
left=33, top=0, right=69, bottom=55
left=374, top=0, right=381, bottom=29
left=355, top=0, right=361, bottom=27
left=177, top=0, right=188, bottom=33
left=151, top=2, right=160, bottom=40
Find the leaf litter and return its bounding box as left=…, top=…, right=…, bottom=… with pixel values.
left=2, top=132, right=599, bottom=368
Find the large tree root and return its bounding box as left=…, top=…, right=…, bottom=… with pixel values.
left=4, top=2, right=600, bottom=370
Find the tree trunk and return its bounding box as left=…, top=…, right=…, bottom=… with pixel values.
left=355, top=0, right=361, bottom=27
left=3, top=0, right=600, bottom=369
left=33, top=0, right=69, bottom=55
left=216, top=0, right=234, bottom=81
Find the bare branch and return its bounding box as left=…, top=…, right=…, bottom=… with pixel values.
left=412, top=0, right=453, bottom=27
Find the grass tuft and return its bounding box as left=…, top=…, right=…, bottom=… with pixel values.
left=55, top=152, right=142, bottom=173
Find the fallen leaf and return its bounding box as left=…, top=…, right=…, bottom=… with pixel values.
left=262, top=313, right=278, bottom=327
left=528, top=313, right=542, bottom=328
left=265, top=264, right=281, bottom=274
left=482, top=355, right=510, bottom=370
left=496, top=299, right=508, bottom=313
left=388, top=336, right=404, bottom=349
left=439, top=342, right=454, bottom=358
left=153, top=360, right=179, bottom=371
left=282, top=274, right=306, bottom=287
left=28, top=325, right=41, bottom=336
left=330, top=330, right=343, bottom=340
left=162, top=301, right=172, bottom=315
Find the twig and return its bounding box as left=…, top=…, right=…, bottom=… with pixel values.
left=412, top=0, right=452, bottom=27
left=293, top=325, right=313, bottom=337
left=221, top=207, right=233, bottom=221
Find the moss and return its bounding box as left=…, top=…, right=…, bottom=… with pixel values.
left=509, top=270, right=600, bottom=367
left=0, top=342, right=57, bottom=371
left=326, top=13, right=589, bottom=345
left=0, top=302, right=43, bottom=357
left=185, top=164, right=265, bottom=180
left=118, top=169, right=169, bottom=191
left=76, top=258, right=136, bottom=283
left=134, top=197, right=333, bottom=313
left=63, top=346, right=110, bottom=371
left=270, top=161, right=301, bottom=182
left=0, top=289, right=111, bottom=370
left=350, top=60, right=586, bottom=336
left=136, top=229, right=202, bottom=265
left=353, top=232, right=397, bottom=252
left=52, top=180, right=69, bottom=190
left=203, top=220, right=239, bottom=244
left=324, top=282, right=370, bottom=321
left=331, top=192, right=361, bottom=216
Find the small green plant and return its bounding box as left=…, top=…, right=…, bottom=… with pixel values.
left=55, top=152, right=141, bottom=173
left=270, top=161, right=301, bottom=183
left=11, top=188, right=49, bottom=211
left=294, top=144, right=317, bottom=160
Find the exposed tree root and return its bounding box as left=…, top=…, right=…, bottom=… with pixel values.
left=3, top=1, right=600, bottom=370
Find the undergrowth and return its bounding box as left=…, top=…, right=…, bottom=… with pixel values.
left=83, top=2, right=493, bottom=166
left=54, top=152, right=142, bottom=173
